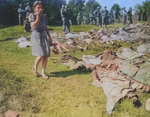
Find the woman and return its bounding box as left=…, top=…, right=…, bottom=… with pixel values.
left=29, top=1, right=53, bottom=79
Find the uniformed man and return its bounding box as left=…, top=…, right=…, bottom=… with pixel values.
left=18, top=4, right=26, bottom=25
left=77, top=13, right=82, bottom=25
left=94, top=6, right=102, bottom=27
left=127, top=7, right=133, bottom=24
left=60, top=5, right=70, bottom=34
left=122, top=7, right=128, bottom=25
left=101, top=6, right=109, bottom=27
left=83, top=14, right=87, bottom=25
left=25, top=2, right=31, bottom=19
left=89, top=11, right=95, bottom=25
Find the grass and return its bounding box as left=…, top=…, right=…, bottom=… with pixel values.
left=0, top=23, right=150, bottom=117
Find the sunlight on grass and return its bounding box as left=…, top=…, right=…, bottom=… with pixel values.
left=0, top=23, right=150, bottom=117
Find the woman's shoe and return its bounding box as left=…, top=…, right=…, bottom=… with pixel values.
left=32, top=67, right=39, bottom=77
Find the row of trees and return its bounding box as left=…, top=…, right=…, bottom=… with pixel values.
left=134, top=0, right=150, bottom=20
left=0, top=0, right=150, bottom=25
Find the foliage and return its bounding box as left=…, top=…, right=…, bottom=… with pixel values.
left=143, top=0, right=150, bottom=19
left=110, top=4, right=122, bottom=18
left=134, top=0, right=150, bottom=20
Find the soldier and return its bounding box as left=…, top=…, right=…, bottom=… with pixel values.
left=94, top=6, right=102, bottom=27
left=83, top=14, right=87, bottom=25
left=18, top=4, right=26, bottom=25
left=60, top=5, right=70, bottom=34
left=127, top=7, right=133, bottom=24
left=102, top=6, right=109, bottom=27
left=122, top=7, right=128, bottom=25
left=89, top=11, right=95, bottom=25
left=60, top=5, right=65, bottom=20
left=25, top=2, right=31, bottom=19
left=77, top=13, right=82, bottom=25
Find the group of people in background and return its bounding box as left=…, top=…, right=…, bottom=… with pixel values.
left=18, top=3, right=147, bottom=34
left=60, top=5, right=135, bottom=34
left=76, top=6, right=134, bottom=26
left=18, top=2, right=31, bottom=25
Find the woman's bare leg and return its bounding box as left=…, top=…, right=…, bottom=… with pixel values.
left=42, top=56, right=49, bottom=79
left=34, top=56, right=44, bottom=72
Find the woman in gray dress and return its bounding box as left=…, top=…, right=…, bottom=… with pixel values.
left=29, top=1, right=53, bottom=79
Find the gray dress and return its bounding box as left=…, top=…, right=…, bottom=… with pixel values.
left=29, top=13, right=50, bottom=57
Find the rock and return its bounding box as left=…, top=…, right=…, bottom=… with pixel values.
left=137, top=43, right=150, bottom=53
left=117, top=48, right=145, bottom=60
left=115, top=59, right=139, bottom=77
left=145, top=99, right=150, bottom=111
left=133, top=69, right=150, bottom=85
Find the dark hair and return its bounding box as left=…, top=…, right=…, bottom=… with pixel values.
left=33, top=1, right=43, bottom=8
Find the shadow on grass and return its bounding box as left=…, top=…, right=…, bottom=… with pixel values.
left=0, top=38, right=14, bottom=42
left=49, top=66, right=92, bottom=78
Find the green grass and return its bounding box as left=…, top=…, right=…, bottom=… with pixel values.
left=0, top=24, right=150, bottom=117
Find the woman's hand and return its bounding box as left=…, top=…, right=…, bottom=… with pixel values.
left=37, top=9, right=43, bottom=17
left=49, top=41, right=53, bottom=46
left=50, top=41, right=57, bottom=46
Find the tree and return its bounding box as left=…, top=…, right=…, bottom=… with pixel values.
left=110, top=4, right=121, bottom=18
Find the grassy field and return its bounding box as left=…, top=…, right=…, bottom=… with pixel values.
left=0, top=24, right=150, bottom=117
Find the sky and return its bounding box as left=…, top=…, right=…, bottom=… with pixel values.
left=96, top=0, right=144, bottom=10
left=66, top=0, right=145, bottom=10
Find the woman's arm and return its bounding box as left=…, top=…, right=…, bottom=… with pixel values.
left=30, top=10, right=42, bottom=29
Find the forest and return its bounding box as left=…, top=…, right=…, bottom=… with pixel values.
left=0, top=0, right=150, bottom=25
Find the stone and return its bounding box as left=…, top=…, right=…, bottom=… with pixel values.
left=133, top=69, right=150, bottom=85
left=137, top=43, right=150, bottom=53
left=137, top=44, right=147, bottom=53
left=117, top=48, right=145, bottom=60
left=115, top=59, right=139, bottom=77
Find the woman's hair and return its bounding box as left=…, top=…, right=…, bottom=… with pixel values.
left=33, top=1, right=43, bottom=9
